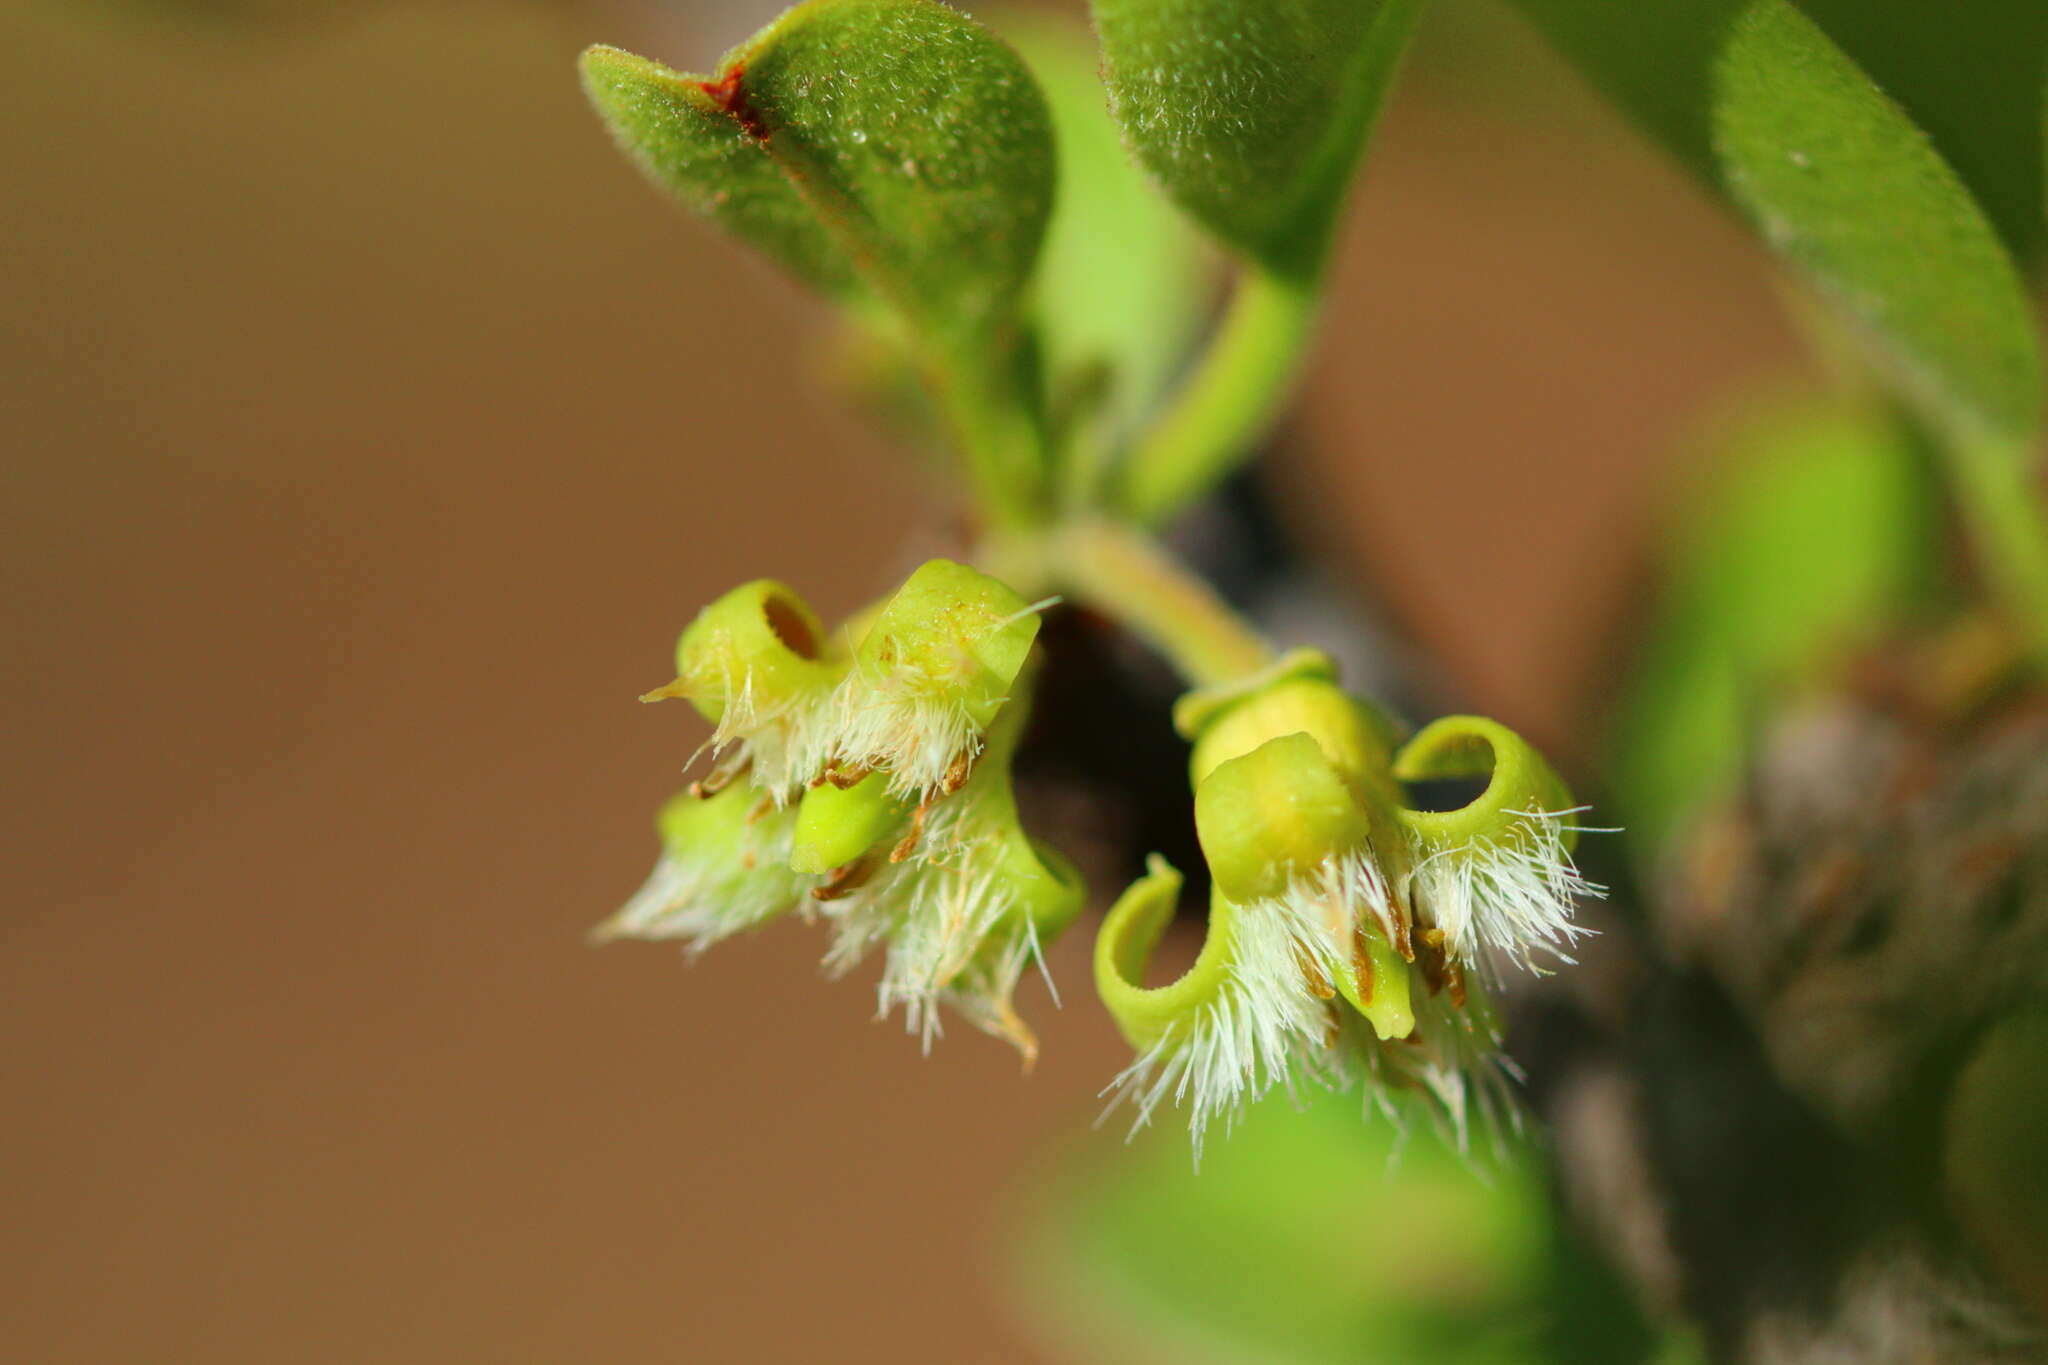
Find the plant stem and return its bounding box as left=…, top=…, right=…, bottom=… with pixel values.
left=1114, top=265, right=1319, bottom=528
left=1049, top=520, right=1275, bottom=686
left=1945, top=436, right=2048, bottom=660
left=932, top=336, right=1046, bottom=532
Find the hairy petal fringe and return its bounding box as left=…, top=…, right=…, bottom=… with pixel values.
left=598, top=824, right=807, bottom=952
left=1408, top=807, right=1601, bottom=972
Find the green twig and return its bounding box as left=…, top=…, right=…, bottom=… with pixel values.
left=1049, top=520, right=1275, bottom=686
left=1107, top=0, right=1431, bottom=528
left=1113, top=266, right=1319, bottom=528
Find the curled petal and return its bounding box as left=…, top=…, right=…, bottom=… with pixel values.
left=666, top=578, right=840, bottom=723
left=1094, top=855, right=1201, bottom=1055
left=1096, top=861, right=1340, bottom=1155
left=1393, top=715, right=1577, bottom=852
left=1393, top=716, right=1599, bottom=969
left=650, top=578, right=849, bottom=796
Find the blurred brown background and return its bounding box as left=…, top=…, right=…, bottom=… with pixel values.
left=2, top=1, right=1811, bottom=1359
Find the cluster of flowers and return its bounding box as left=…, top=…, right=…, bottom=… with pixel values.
left=605, top=565, right=1596, bottom=1145
left=1095, top=651, right=1596, bottom=1156
left=599, top=560, right=1080, bottom=1061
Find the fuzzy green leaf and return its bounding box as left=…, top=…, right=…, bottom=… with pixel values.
left=580, top=0, right=1055, bottom=343
left=1510, top=0, right=2043, bottom=448
left=1091, top=0, right=1427, bottom=278
left=1795, top=0, right=2047, bottom=270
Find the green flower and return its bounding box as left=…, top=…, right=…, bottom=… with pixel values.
left=1097, top=653, right=1596, bottom=1150
left=610, top=562, right=1077, bottom=1058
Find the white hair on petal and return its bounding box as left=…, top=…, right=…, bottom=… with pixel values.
left=821, top=686, right=985, bottom=802
left=1407, top=807, right=1601, bottom=974
left=1100, top=829, right=1555, bottom=1158
left=1349, top=981, right=1521, bottom=1154
left=595, top=814, right=807, bottom=952
left=814, top=782, right=1051, bottom=1053
left=822, top=598, right=1057, bottom=802
left=1298, top=842, right=1405, bottom=946
left=678, top=656, right=837, bottom=802
left=1099, top=893, right=1348, bottom=1164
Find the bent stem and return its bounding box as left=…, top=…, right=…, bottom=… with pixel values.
left=1115, top=265, right=1320, bottom=528
left=1050, top=520, right=1275, bottom=687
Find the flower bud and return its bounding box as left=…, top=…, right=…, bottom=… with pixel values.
left=1187, top=671, right=1417, bottom=973
left=1185, top=665, right=1413, bottom=893
left=1186, top=666, right=1399, bottom=791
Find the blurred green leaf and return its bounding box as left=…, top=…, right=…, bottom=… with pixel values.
left=1794, top=0, right=2047, bottom=271
left=1016, top=1092, right=1576, bottom=1365
left=1609, top=393, right=1942, bottom=856
left=1510, top=0, right=2043, bottom=449
left=1944, top=1009, right=2048, bottom=1319
left=580, top=0, right=1055, bottom=344
left=998, top=12, right=1213, bottom=463
left=1090, top=0, right=1427, bottom=278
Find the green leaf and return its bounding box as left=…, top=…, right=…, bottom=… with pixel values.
left=1793, top=0, right=2047, bottom=271
left=1090, top=0, right=1428, bottom=278
left=996, top=12, right=1213, bottom=465
left=1013, top=1091, right=1569, bottom=1365
left=1508, top=0, right=2042, bottom=448
left=579, top=0, right=1056, bottom=344
left=1608, top=392, right=1942, bottom=856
